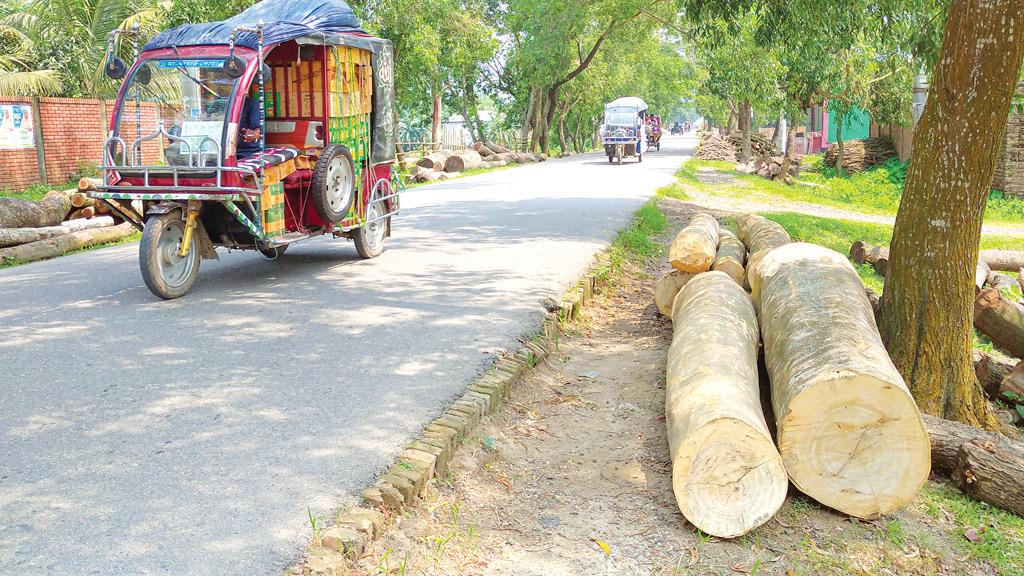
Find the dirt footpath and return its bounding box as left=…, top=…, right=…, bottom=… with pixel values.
left=355, top=198, right=1016, bottom=576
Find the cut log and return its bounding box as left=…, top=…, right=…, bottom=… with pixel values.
left=920, top=414, right=1024, bottom=517
left=0, top=190, right=72, bottom=228
left=93, top=200, right=111, bottom=214
left=0, top=216, right=117, bottom=248
left=988, top=271, right=1018, bottom=292
left=757, top=243, right=930, bottom=518
left=973, top=288, right=1024, bottom=359
left=849, top=240, right=888, bottom=275
left=654, top=270, right=696, bottom=318
left=669, top=213, right=720, bottom=273
left=736, top=214, right=791, bottom=296
left=79, top=206, right=96, bottom=219
left=976, top=261, right=992, bottom=292
left=77, top=177, right=102, bottom=192
left=979, top=249, right=1024, bottom=272
left=416, top=151, right=450, bottom=171
left=444, top=151, right=484, bottom=173
left=974, top=350, right=1018, bottom=398
left=414, top=171, right=443, bottom=183
left=69, top=192, right=96, bottom=208
left=666, top=271, right=787, bottom=538
left=0, top=222, right=135, bottom=264
left=1001, top=360, right=1024, bottom=399
left=712, top=233, right=747, bottom=285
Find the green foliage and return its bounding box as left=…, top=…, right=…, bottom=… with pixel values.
left=883, top=157, right=909, bottom=187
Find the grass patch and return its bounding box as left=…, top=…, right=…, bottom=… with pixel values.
left=920, top=483, right=1024, bottom=574
left=601, top=199, right=668, bottom=277
left=655, top=182, right=690, bottom=201
left=680, top=157, right=1024, bottom=226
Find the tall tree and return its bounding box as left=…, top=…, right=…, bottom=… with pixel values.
left=878, top=0, right=1024, bottom=428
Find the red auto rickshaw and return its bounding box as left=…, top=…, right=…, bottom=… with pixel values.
left=93, top=0, right=399, bottom=299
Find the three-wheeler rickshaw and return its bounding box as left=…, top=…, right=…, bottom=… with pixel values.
left=92, top=0, right=400, bottom=299
left=646, top=114, right=662, bottom=151
left=602, top=97, right=648, bottom=164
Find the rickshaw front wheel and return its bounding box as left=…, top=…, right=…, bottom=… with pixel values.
left=139, top=211, right=201, bottom=300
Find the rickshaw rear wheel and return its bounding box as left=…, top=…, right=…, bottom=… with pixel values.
left=312, top=144, right=356, bottom=224
left=139, top=211, right=201, bottom=299
left=353, top=188, right=389, bottom=259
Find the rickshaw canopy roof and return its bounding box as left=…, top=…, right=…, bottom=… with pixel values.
left=606, top=97, right=649, bottom=113
left=144, top=0, right=367, bottom=51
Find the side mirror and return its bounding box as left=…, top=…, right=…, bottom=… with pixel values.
left=135, top=64, right=152, bottom=85
left=224, top=56, right=246, bottom=79
left=105, top=57, right=127, bottom=80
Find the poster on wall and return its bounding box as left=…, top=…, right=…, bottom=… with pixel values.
left=0, top=104, right=35, bottom=150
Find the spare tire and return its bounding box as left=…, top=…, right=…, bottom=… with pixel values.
left=311, top=144, right=356, bottom=224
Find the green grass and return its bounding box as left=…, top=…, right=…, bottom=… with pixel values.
left=680, top=156, right=1024, bottom=226
left=920, top=483, right=1024, bottom=575
left=655, top=182, right=691, bottom=201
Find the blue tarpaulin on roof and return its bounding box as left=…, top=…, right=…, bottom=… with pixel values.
left=144, top=0, right=366, bottom=51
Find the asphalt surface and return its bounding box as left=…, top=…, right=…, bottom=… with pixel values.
left=0, top=135, right=693, bottom=575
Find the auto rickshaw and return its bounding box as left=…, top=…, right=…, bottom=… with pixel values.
left=646, top=114, right=662, bottom=151
left=93, top=0, right=399, bottom=299
left=602, top=97, right=648, bottom=164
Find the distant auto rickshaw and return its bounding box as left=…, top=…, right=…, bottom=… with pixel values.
left=94, top=0, right=399, bottom=299
left=602, top=97, right=648, bottom=164
left=646, top=114, right=662, bottom=151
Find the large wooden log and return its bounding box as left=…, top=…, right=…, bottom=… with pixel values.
left=975, top=261, right=992, bottom=291
left=849, top=240, right=888, bottom=275
left=973, top=288, right=1024, bottom=359
left=736, top=214, right=791, bottom=296
left=0, top=190, right=72, bottom=228
left=444, top=151, right=484, bottom=173
left=654, top=270, right=696, bottom=317
left=0, top=216, right=118, bottom=248
left=0, top=223, right=135, bottom=264
left=979, top=249, right=1024, bottom=272
left=415, top=151, right=450, bottom=171
left=669, top=213, right=720, bottom=273
left=974, top=350, right=1018, bottom=398
left=758, top=243, right=930, bottom=518
left=667, top=271, right=787, bottom=537
left=1000, top=360, right=1024, bottom=399
left=921, top=414, right=1024, bottom=517
left=712, top=231, right=746, bottom=285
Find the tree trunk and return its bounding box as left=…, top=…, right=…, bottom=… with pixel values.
left=778, top=110, right=798, bottom=185
left=654, top=270, right=696, bottom=318
left=0, top=222, right=135, bottom=264
left=851, top=240, right=1004, bottom=288
left=0, top=190, right=72, bottom=228
left=974, top=288, right=1024, bottom=358
left=669, top=213, right=720, bottom=273
left=758, top=243, right=931, bottom=518
left=835, top=109, right=845, bottom=176
left=711, top=231, right=747, bottom=285
left=519, top=87, right=538, bottom=150
left=737, top=100, right=752, bottom=164
left=878, top=0, right=1024, bottom=429
left=666, top=272, right=787, bottom=538
left=431, top=85, right=443, bottom=151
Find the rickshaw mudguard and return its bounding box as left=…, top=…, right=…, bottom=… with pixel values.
left=144, top=201, right=219, bottom=260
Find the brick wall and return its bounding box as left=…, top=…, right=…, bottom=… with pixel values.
left=869, top=123, right=915, bottom=162
left=992, top=96, right=1024, bottom=199
left=0, top=96, right=163, bottom=192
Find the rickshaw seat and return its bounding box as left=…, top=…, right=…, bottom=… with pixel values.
left=237, top=146, right=300, bottom=175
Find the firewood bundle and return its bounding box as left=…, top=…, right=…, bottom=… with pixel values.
left=693, top=132, right=737, bottom=162
left=823, top=137, right=897, bottom=173
left=727, top=131, right=778, bottom=160
left=408, top=144, right=539, bottom=183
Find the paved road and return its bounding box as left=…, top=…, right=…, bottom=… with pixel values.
left=0, top=135, right=693, bottom=575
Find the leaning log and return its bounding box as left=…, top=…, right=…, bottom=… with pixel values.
left=444, top=151, right=484, bottom=173
left=736, top=214, right=791, bottom=296
left=0, top=222, right=135, bottom=264
left=654, top=270, right=696, bottom=318
left=669, top=213, right=720, bottom=273
left=712, top=231, right=746, bottom=285
left=758, top=243, right=930, bottom=518
left=0, top=190, right=72, bottom=228
left=973, top=288, right=1024, bottom=359
left=666, top=271, right=787, bottom=538
left=921, top=414, right=1024, bottom=517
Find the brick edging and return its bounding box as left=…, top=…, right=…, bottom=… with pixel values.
left=290, top=262, right=607, bottom=574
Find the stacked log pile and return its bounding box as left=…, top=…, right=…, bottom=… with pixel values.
left=823, top=137, right=897, bottom=173
left=693, top=132, right=737, bottom=162
left=0, top=178, right=134, bottom=264
left=408, top=142, right=541, bottom=183
left=726, top=132, right=778, bottom=161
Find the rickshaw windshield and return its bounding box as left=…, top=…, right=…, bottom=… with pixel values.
left=604, top=108, right=637, bottom=127
left=114, top=58, right=239, bottom=167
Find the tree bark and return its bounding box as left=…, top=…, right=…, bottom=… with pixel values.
left=431, top=85, right=443, bottom=151
left=737, top=100, right=752, bottom=164
left=835, top=108, right=846, bottom=176
left=669, top=213, right=720, bottom=273
left=519, top=86, right=538, bottom=150
left=974, top=288, right=1024, bottom=358
left=666, top=272, right=787, bottom=538
left=758, top=243, right=930, bottom=518
left=877, top=0, right=1024, bottom=429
